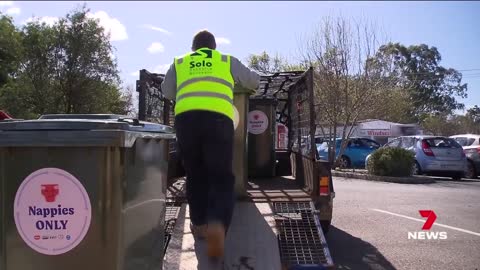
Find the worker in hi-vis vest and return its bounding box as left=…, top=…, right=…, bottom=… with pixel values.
left=162, top=30, right=260, bottom=259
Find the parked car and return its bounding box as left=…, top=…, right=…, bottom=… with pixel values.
left=366, top=136, right=467, bottom=180
left=316, top=137, right=380, bottom=168
left=451, top=134, right=480, bottom=179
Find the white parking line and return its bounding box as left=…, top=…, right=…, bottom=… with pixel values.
left=371, top=208, right=480, bottom=237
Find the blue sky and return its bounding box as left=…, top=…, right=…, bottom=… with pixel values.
left=2, top=1, right=479, bottom=113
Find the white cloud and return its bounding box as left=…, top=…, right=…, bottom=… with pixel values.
left=24, top=16, right=59, bottom=26
left=6, top=6, right=20, bottom=15
left=1, top=1, right=20, bottom=17
left=129, top=64, right=170, bottom=77
left=465, top=104, right=475, bottom=111
left=142, top=24, right=172, bottom=35
left=147, top=42, right=165, bottom=54
left=153, top=64, right=170, bottom=74
left=0, top=1, right=13, bottom=7
left=215, top=37, right=231, bottom=45
left=86, top=11, right=128, bottom=41
left=130, top=71, right=139, bottom=77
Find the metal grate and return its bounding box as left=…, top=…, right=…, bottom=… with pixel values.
left=253, top=71, right=305, bottom=126
left=164, top=202, right=182, bottom=256
left=273, top=201, right=330, bottom=266
left=136, top=70, right=175, bottom=125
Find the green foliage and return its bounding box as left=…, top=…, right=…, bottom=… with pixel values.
left=421, top=111, right=480, bottom=136
left=0, top=5, right=131, bottom=119
left=467, top=105, right=480, bottom=124
left=372, top=43, right=467, bottom=119
left=367, top=147, right=415, bottom=177
left=361, top=87, right=416, bottom=124
left=246, top=51, right=307, bottom=74
left=0, top=14, right=22, bottom=87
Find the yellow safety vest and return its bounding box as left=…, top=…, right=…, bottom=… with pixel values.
left=174, top=48, right=235, bottom=121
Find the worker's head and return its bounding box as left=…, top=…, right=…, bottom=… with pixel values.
left=192, top=29, right=216, bottom=51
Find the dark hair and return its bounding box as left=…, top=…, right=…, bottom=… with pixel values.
left=192, top=30, right=216, bottom=51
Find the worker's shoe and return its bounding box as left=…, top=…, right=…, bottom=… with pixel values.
left=206, top=222, right=226, bottom=259
left=190, top=223, right=207, bottom=239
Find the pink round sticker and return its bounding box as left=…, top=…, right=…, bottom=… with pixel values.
left=248, top=110, right=269, bottom=135
left=14, top=168, right=92, bottom=255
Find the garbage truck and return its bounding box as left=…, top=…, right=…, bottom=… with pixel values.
left=136, top=67, right=336, bottom=270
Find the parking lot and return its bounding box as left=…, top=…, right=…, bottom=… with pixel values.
left=326, top=177, right=480, bottom=270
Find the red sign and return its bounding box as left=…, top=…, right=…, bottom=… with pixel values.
left=276, top=123, right=288, bottom=149
left=419, top=210, right=437, bottom=230
left=366, top=130, right=391, bottom=137
left=41, top=184, right=59, bottom=203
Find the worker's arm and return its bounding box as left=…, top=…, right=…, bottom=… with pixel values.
left=161, top=63, right=177, bottom=101
left=230, top=56, right=260, bottom=91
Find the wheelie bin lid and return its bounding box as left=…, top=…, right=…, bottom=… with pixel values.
left=0, top=114, right=174, bottom=133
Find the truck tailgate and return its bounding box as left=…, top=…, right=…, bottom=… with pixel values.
left=163, top=201, right=334, bottom=270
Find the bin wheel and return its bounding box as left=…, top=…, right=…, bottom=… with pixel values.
left=320, top=220, right=331, bottom=234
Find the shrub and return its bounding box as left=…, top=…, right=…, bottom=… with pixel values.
left=367, top=147, right=415, bottom=177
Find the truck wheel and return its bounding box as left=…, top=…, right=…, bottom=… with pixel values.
left=320, top=220, right=331, bottom=234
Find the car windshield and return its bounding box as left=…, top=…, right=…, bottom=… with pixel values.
left=317, top=142, right=329, bottom=151
left=361, top=139, right=380, bottom=148
left=423, top=138, right=462, bottom=148
left=453, top=137, right=476, bottom=147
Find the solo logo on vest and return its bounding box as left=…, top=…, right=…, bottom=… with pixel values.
left=408, top=210, right=447, bottom=240
left=190, top=60, right=213, bottom=69
left=14, top=168, right=92, bottom=255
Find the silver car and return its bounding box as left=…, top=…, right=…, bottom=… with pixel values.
left=367, top=135, right=467, bottom=180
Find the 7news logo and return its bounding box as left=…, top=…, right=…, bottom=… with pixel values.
left=408, top=210, right=448, bottom=240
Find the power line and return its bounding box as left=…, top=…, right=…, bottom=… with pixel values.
left=457, top=69, right=480, bottom=72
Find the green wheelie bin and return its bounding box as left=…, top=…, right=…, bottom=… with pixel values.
left=0, top=114, right=175, bottom=270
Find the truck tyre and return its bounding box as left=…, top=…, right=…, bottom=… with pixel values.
left=320, top=220, right=331, bottom=234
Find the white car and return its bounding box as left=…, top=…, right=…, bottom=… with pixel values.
left=450, top=134, right=480, bottom=179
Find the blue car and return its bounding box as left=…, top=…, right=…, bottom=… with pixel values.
left=316, top=137, right=381, bottom=168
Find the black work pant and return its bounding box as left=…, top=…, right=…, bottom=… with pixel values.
left=175, top=110, right=235, bottom=229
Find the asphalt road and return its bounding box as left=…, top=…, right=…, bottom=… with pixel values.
left=325, top=177, right=480, bottom=270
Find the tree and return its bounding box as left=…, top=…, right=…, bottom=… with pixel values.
left=298, top=16, right=392, bottom=166
left=467, top=106, right=480, bottom=124
left=246, top=51, right=307, bottom=74
left=371, top=43, right=467, bottom=119
left=420, top=109, right=480, bottom=136
left=115, top=85, right=135, bottom=116
left=53, top=6, right=122, bottom=114
left=14, top=20, right=60, bottom=117
left=421, top=113, right=458, bottom=136
left=361, top=87, right=416, bottom=124
left=0, top=13, right=22, bottom=88
left=0, top=5, right=131, bottom=119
